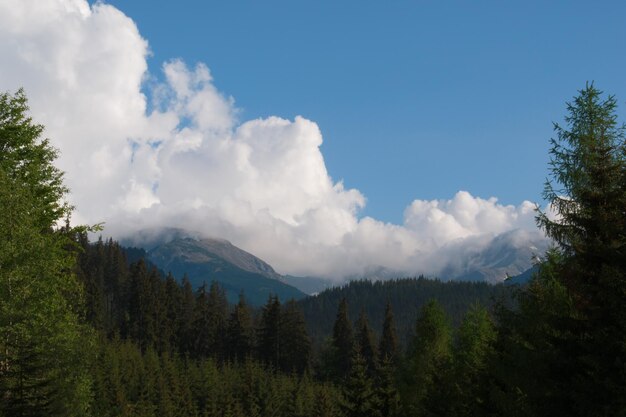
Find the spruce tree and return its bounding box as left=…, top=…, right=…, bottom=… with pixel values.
left=227, top=293, right=254, bottom=363
left=206, top=281, right=228, bottom=360
left=401, top=299, right=452, bottom=416
left=331, top=298, right=353, bottom=381
left=531, top=84, right=626, bottom=416
left=356, top=310, right=378, bottom=377
left=279, top=300, right=311, bottom=374
left=375, top=356, right=400, bottom=417
left=340, top=347, right=378, bottom=417
left=257, top=295, right=281, bottom=368
left=378, top=302, right=399, bottom=365
left=0, top=89, right=94, bottom=416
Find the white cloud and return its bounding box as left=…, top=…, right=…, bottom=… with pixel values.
left=0, top=0, right=548, bottom=281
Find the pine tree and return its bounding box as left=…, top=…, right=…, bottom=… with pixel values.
left=378, top=302, right=399, bottom=365
left=330, top=298, right=353, bottom=381
left=375, top=356, right=400, bottom=417
left=443, top=303, right=496, bottom=416
left=257, top=295, right=282, bottom=368
left=0, top=89, right=94, bottom=416
left=508, top=83, right=626, bottom=416
left=340, top=347, right=378, bottom=417
left=227, top=293, right=254, bottom=363
left=206, top=281, right=228, bottom=361
left=279, top=300, right=311, bottom=374
left=401, top=299, right=452, bottom=416
left=178, top=275, right=196, bottom=356
left=356, top=310, right=378, bottom=377
left=312, top=386, right=337, bottom=417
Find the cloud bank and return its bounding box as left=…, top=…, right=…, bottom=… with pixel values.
left=0, top=0, right=548, bottom=280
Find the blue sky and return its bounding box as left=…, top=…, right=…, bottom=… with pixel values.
left=3, top=0, right=624, bottom=277
left=100, top=0, right=626, bottom=223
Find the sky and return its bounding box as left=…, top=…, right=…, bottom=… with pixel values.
left=0, top=0, right=624, bottom=279
left=102, top=0, right=626, bottom=222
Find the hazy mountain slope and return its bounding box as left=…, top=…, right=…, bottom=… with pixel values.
left=438, top=229, right=550, bottom=283
left=147, top=237, right=306, bottom=305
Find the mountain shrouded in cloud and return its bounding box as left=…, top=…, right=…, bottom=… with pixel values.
left=0, top=0, right=549, bottom=280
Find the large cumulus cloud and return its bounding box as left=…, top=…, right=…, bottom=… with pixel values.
left=0, top=0, right=548, bottom=280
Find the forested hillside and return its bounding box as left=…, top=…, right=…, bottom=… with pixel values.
left=299, top=278, right=513, bottom=347
left=2, top=85, right=626, bottom=416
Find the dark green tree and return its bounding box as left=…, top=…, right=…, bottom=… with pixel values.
left=375, top=356, right=400, bottom=417
left=227, top=293, right=254, bottom=363
left=206, top=281, right=228, bottom=360
left=0, top=89, right=94, bottom=416
left=356, top=310, right=378, bottom=377
left=330, top=298, right=353, bottom=381
left=378, top=301, right=399, bottom=364
left=444, top=303, right=496, bottom=416
left=530, top=83, right=626, bottom=416
left=340, top=347, right=378, bottom=417
left=279, top=299, right=311, bottom=374
left=257, top=295, right=282, bottom=368
left=401, top=299, right=453, bottom=416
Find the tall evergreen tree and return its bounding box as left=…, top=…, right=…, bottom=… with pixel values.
left=375, top=356, right=400, bottom=417
left=378, top=301, right=399, bottom=364
left=279, top=300, right=311, bottom=374
left=401, top=299, right=453, bottom=416
left=227, top=293, right=254, bottom=363
left=331, top=298, right=353, bottom=381
left=501, top=83, right=626, bottom=416
left=206, top=281, right=228, bottom=360
left=0, top=89, right=94, bottom=416
left=340, top=347, right=378, bottom=417
left=356, top=310, right=378, bottom=377
left=257, top=295, right=282, bottom=368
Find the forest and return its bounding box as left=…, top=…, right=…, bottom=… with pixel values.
left=1, top=83, right=625, bottom=417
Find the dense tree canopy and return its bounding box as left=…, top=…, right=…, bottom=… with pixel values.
left=0, top=89, right=93, bottom=416
left=4, top=86, right=626, bottom=416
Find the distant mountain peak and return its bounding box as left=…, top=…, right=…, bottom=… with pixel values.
left=123, top=228, right=304, bottom=305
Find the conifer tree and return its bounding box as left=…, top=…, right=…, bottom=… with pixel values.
left=279, top=299, right=311, bottom=373
left=356, top=310, right=378, bottom=377
left=492, top=84, right=626, bottom=417
left=0, top=89, right=94, bottom=416
left=178, top=275, right=196, bottom=355
left=378, top=301, right=399, bottom=364
left=312, top=386, right=337, bottom=417
left=227, top=293, right=254, bottom=363
left=331, top=298, right=353, bottom=381
left=401, top=299, right=453, bottom=416
left=257, top=295, right=282, bottom=368
left=375, top=356, right=400, bottom=417
left=206, top=281, right=228, bottom=360
left=340, top=347, right=378, bottom=417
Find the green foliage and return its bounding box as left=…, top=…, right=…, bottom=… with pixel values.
left=227, top=293, right=254, bottom=363
left=257, top=295, right=282, bottom=368
left=378, top=302, right=399, bottom=364
left=340, top=348, right=378, bottom=417
left=401, top=299, right=453, bottom=416
left=299, top=277, right=513, bottom=349
left=356, top=311, right=378, bottom=377
left=0, top=89, right=94, bottom=416
left=489, top=84, right=626, bottom=417
left=279, top=299, right=312, bottom=374
left=330, top=298, right=354, bottom=381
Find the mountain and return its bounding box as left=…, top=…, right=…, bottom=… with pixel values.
left=504, top=264, right=539, bottom=285
left=282, top=275, right=336, bottom=295
left=438, top=229, right=550, bottom=283
left=129, top=232, right=306, bottom=306
left=120, top=227, right=550, bottom=301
